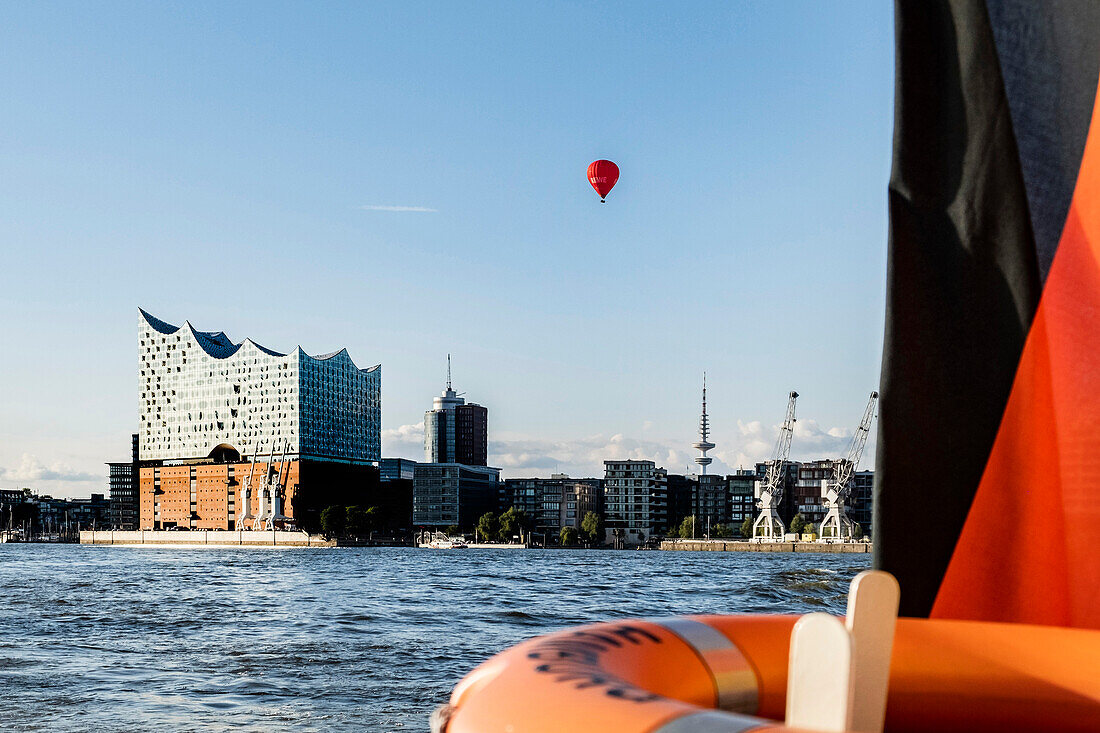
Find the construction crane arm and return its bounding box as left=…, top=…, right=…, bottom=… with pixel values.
left=832, top=391, right=879, bottom=500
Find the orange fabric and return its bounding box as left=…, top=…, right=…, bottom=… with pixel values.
left=931, top=77, right=1100, bottom=629
left=884, top=618, right=1100, bottom=733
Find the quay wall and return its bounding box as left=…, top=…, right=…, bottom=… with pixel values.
left=661, top=539, right=871, bottom=553
left=80, top=530, right=335, bottom=547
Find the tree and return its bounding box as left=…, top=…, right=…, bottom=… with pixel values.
left=789, top=513, right=807, bottom=535
left=739, top=517, right=754, bottom=538
left=580, top=511, right=602, bottom=543
left=320, top=505, right=346, bottom=537
left=713, top=523, right=734, bottom=539
left=498, top=507, right=529, bottom=543
left=852, top=524, right=864, bottom=540
left=445, top=524, right=461, bottom=537
left=346, top=505, right=375, bottom=536
left=678, top=515, right=697, bottom=540
left=559, top=526, right=578, bottom=546
left=476, top=512, right=499, bottom=543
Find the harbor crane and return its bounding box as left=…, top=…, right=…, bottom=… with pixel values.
left=265, top=440, right=292, bottom=530
left=753, top=391, right=798, bottom=541
left=818, top=391, right=878, bottom=541
left=237, top=445, right=258, bottom=529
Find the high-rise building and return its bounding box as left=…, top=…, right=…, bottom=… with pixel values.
left=423, top=356, right=488, bottom=466
left=108, top=433, right=140, bottom=529
left=603, top=460, right=668, bottom=543
left=135, top=309, right=381, bottom=531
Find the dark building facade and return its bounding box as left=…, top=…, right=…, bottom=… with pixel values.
left=667, top=474, right=695, bottom=529
left=754, top=461, right=800, bottom=528
left=412, top=463, right=500, bottom=529
left=728, top=470, right=757, bottom=531
left=377, top=458, right=416, bottom=535
left=695, top=473, right=730, bottom=527
left=108, top=433, right=140, bottom=529
left=454, top=404, right=488, bottom=466
left=849, top=470, right=874, bottom=536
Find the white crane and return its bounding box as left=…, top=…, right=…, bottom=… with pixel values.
left=237, top=445, right=258, bottom=530
left=819, top=391, right=878, bottom=542
left=252, top=441, right=276, bottom=531
left=265, top=440, right=291, bottom=530
left=753, top=391, right=798, bottom=541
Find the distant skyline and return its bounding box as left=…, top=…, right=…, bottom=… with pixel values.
left=0, top=2, right=893, bottom=497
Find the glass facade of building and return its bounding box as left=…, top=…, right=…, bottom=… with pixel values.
left=138, top=309, right=380, bottom=463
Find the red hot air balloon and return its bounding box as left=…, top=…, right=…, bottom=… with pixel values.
left=587, top=159, right=619, bottom=202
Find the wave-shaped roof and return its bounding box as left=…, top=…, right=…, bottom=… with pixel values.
left=139, top=309, right=378, bottom=372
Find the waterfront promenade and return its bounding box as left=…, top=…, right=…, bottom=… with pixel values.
left=661, top=539, right=871, bottom=553
left=80, top=529, right=334, bottom=547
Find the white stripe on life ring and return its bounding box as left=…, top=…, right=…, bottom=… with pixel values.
left=648, top=617, right=759, bottom=714
left=652, top=709, right=772, bottom=733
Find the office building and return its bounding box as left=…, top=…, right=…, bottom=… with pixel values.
left=412, top=463, right=500, bottom=529
left=108, top=433, right=140, bottom=529
left=423, top=356, right=488, bottom=466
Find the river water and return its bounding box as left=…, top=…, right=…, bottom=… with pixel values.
left=0, top=544, right=869, bottom=731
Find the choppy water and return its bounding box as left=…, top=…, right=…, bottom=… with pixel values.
left=0, top=545, right=869, bottom=731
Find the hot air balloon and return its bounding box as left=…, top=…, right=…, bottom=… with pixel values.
left=587, top=160, right=619, bottom=202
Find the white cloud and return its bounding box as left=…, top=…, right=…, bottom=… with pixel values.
left=358, top=204, right=438, bottom=213
left=0, top=453, right=99, bottom=483
left=383, top=422, right=424, bottom=458
left=382, top=418, right=869, bottom=480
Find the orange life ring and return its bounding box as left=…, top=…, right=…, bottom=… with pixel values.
left=433, top=615, right=1100, bottom=732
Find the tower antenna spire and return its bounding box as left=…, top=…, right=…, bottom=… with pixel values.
left=447, top=354, right=452, bottom=391
left=693, top=371, right=715, bottom=475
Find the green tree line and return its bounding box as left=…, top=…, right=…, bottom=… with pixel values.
left=320, top=504, right=381, bottom=538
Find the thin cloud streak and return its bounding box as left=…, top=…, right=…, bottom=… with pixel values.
left=358, top=204, right=438, bottom=213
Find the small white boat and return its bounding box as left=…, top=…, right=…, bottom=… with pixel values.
left=419, top=532, right=469, bottom=549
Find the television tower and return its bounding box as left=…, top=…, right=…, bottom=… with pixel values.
left=693, top=373, right=715, bottom=474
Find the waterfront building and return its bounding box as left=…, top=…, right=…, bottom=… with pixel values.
left=0, top=488, right=29, bottom=507
left=108, top=433, right=139, bottom=529
left=502, top=475, right=602, bottom=539
left=502, top=477, right=541, bottom=520
left=793, top=460, right=835, bottom=527
left=32, top=493, right=111, bottom=531
left=695, top=473, right=730, bottom=529
left=412, top=463, right=500, bottom=529
left=728, top=470, right=757, bottom=530
left=136, top=309, right=382, bottom=532
left=666, top=474, right=696, bottom=529
left=378, top=458, right=417, bottom=535
left=849, top=470, right=874, bottom=536
left=603, top=460, right=669, bottom=543
left=423, top=357, right=488, bottom=466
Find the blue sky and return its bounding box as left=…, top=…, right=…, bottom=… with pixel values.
left=0, top=2, right=894, bottom=497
